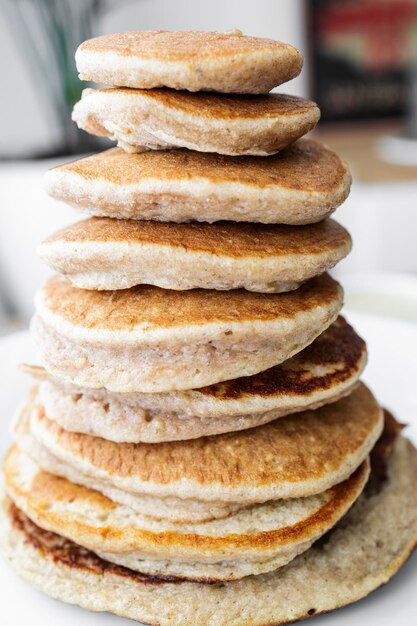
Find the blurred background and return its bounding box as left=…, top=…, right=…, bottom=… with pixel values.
left=0, top=0, right=417, bottom=332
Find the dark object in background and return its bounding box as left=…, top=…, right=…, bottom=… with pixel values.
left=307, top=0, right=417, bottom=123
left=405, top=60, right=417, bottom=138
left=0, top=0, right=110, bottom=157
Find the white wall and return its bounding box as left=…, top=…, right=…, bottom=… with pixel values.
left=0, top=11, right=53, bottom=157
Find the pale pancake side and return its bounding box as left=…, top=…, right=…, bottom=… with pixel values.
left=22, top=317, right=367, bottom=442
left=44, top=141, right=351, bottom=225
left=24, top=316, right=367, bottom=419
left=39, top=217, right=351, bottom=292
left=33, top=274, right=343, bottom=392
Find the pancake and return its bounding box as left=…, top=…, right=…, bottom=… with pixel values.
left=32, top=273, right=343, bottom=393
left=72, top=88, right=320, bottom=156
left=4, top=443, right=368, bottom=580
left=23, top=317, right=367, bottom=442
left=75, top=30, right=303, bottom=94
left=4, top=446, right=368, bottom=581
left=44, top=141, right=352, bottom=225
left=2, top=435, right=416, bottom=624
left=38, top=217, right=352, bottom=293
left=13, top=383, right=383, bottom=524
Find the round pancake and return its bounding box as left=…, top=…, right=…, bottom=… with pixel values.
left=2, top=436, right=416, bottom=625
left=23, top=317, right=367, bottom=442
left=4, top=446, right=368, bottom=581
left=32, top=273, right=343, bottom=393
left=38, top=217, right=352, bottom=293
left=13, top=384, right=383, bottom=524
left=72, top=88, right=320, bottom=156
left=75, top=30, right=303, bottom=94
left=44, top=140, right=352, bottom=225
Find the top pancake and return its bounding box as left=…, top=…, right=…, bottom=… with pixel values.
left=72, top=88, right=320, bottom=156
left=44, top=140, right=352, bottom=225
left=75, top=30, right=303, bottom=94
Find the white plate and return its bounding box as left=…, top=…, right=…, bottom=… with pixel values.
left=0, top=311, right=416, bottom=625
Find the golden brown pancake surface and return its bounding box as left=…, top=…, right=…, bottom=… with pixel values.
left=78, top=30, right=298, bottom=62
left=44, top=217, right=350, bottom=259
left=40, top=273, right=341, bottom=332
left=87, top=88, right=318, bottom=120
left=57, top=141, right=346, bottom=192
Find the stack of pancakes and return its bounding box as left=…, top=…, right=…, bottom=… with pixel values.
left=1, top=30, right=416, bottom=626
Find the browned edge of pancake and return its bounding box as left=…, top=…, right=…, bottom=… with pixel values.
left=199, top=316, right=365, bottom=400
left=369, top=410, right=405, bottom=485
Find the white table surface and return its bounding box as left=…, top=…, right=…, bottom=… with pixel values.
left=0, top=310, right=416, bottom=625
